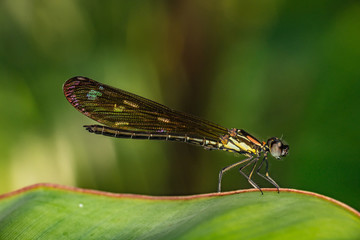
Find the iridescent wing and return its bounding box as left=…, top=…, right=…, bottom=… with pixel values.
left=63, top=76, right=228, bottom=141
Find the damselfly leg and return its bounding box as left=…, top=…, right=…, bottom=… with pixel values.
left=238, top=157, right=263, bottom=194
left=256, top=153, right=280, bottom=193
left=218, top=156, right=252, bottom=192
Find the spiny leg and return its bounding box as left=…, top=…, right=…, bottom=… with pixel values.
left=239, top=157, right=263, bottom=194
left=218, top=156, right=253, bottom=192
left=256, top=155, right=280, bottom=193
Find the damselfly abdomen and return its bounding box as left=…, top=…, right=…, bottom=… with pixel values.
left=63, top=76, right=289, bottom=193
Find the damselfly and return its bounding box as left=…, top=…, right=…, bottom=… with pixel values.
left=63, top=76, right=289, bottom=193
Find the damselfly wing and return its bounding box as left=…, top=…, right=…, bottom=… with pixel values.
left=63, top=76, right=289, bottom=193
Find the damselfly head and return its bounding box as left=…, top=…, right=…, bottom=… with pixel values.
left=267, top=137, right=289, bottom=159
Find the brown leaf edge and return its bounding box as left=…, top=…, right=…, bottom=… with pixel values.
left=0, top=183, right=358, bottom=217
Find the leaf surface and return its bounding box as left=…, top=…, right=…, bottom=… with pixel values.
left=0, top=184, right=359, bottom=240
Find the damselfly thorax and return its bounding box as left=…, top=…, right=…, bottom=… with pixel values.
left=64, top=76, right=289, bottom=194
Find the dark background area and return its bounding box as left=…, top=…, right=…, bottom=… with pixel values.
left=1, top=1, right=359, bottom=210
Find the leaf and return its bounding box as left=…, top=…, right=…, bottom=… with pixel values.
left=0, top=184, right=359, bottom=240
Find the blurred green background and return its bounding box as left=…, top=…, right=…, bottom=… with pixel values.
left=1, top=1, right=359, bottom=210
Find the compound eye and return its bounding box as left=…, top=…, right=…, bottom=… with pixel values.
left=268, top=138, right=289, bottom=159
left=281, top=144, right=289, bottom=157
left=270, top=141, right=282, bottom=158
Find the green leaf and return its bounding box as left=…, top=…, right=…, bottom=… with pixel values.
left=0, top=184, right=359, bottom=240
